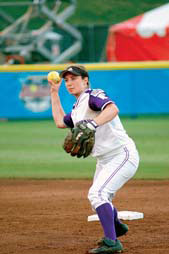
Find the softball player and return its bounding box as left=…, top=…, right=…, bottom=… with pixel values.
left=49, top=65, right=139, bottom=254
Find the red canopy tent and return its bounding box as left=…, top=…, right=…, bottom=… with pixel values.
left=106, top=3, right=169, bottom=61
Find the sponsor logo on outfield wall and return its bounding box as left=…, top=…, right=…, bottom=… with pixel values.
left=19, top=75, right=51, bottom=113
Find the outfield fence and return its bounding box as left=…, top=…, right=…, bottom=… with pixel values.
left=0, top=61, right=169, bottom=119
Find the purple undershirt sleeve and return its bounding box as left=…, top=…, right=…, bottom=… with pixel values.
left=63, top=113, right=74, bottom=128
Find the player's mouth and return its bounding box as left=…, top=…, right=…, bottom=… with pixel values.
left=68, top=86, right=74, bottom=91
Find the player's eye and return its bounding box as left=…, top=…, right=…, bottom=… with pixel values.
left=71, top=76, right=77, bottom=81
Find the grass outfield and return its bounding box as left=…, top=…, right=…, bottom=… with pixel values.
left=0, top=117, right=169, bottom=179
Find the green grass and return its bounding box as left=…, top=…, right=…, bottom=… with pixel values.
left=121, top=116, right=169, bottom=179
left=0, top=117, right=169, bottom=179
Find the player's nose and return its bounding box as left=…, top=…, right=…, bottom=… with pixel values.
left=66, top=79, right=73, bottom=87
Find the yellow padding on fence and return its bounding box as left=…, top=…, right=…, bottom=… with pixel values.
left=0, top=61, right=169, bottom=72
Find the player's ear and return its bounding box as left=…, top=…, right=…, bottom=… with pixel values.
left=83, top=77, right=89, bottom=87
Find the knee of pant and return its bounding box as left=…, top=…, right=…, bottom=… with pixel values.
left=88, top=188, right=109, bottom=210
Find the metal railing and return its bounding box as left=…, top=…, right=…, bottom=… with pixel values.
left=0, top=0, right=82, bottom=64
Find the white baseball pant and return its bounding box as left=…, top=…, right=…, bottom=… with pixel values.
left=88, top=146, right=139, bottom=210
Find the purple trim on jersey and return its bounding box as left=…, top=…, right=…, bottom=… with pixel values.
left=63, top=113, right=74, bottom=128
left=101, top=101, right=114, bottom=111
left=98, top=147, right=129, bottom=201
left=84, top=88, right=91, bottom=94
left=89, top=91, right=114, bottom=111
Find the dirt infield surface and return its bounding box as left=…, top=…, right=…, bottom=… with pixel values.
left=0, top=179, right=169, bottom=254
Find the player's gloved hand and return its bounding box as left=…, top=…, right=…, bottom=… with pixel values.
left=63, top=119, right=97, bottom=158
left=76, top=119, right=98, bottom=131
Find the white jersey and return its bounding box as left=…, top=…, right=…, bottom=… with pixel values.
left=64, top=88, right=137, bottom=158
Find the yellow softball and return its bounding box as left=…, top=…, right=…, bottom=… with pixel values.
left=47, top=71, right=61, bottom=83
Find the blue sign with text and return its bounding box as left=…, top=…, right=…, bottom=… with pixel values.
left=0, top=68, right=169, bottom=119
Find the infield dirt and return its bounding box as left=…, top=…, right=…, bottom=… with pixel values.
left=0, top=179, right=168, bottom=254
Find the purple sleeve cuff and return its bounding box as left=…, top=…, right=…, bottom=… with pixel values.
left=63, top=113, right=74, bottom=128
left=89, top=91, right=114, bottom=111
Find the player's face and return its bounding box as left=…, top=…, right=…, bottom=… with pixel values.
left=64, top=73, right=88, bottom=97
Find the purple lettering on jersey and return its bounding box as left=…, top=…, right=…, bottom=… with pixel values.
left=89, top=92, right=114, bottom=111
left=63, top=113, right=74, bottom=128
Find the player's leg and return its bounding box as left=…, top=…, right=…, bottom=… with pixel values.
left=90, top=160, right=117, bottom=241
left=113, top=206, right=128, bottom=237
left=108, top=194, right=128, bottom=237
left=88, top=147, right=139, bottom=253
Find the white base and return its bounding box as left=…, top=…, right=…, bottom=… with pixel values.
left=88, top=211, right=144, bottom=222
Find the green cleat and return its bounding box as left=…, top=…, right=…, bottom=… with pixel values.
left=88, top=238, right=123, bottom=254
left=97, top=223, right=128, bottom=247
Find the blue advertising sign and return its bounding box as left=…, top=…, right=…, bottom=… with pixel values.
left=0, top=63, right=169, bottom=119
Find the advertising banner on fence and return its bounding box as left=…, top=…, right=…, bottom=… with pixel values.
left=0, top=71, right=75, bottom=119
left=0, top=63, right=169, bottom=119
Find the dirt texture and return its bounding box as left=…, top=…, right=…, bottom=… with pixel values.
left=0, top=179, right=169, bottom=254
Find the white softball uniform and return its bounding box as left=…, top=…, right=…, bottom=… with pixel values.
left=64, top=88, right=139, bottom=209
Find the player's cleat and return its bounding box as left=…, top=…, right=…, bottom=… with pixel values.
left=115, top=223, right=128, bottom=237
left=88, top=238, right=123, bottom=253
left=97, top=223, right=128, bottom=246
